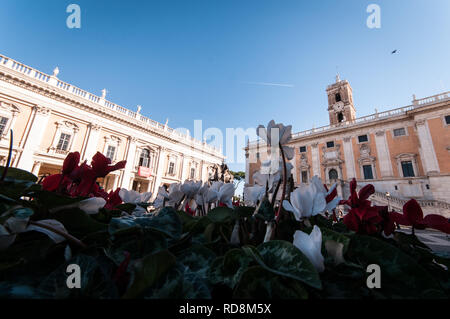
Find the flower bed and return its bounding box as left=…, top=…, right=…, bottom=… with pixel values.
left=0, top=123, right=449, bottom=299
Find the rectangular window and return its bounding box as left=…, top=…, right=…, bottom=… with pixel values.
left=393, top=128, right=406, bottom=137
left=358, top=135, right=368, bottom=143
left=445, top=115, right=450, bottom=125
left=190, top=168, right=195, bottom=179
left=168, top=162, right=175, bottom=175
left=56, top=133, right=71, bottom=151
left=299, top=146, right=306, bottom=153
left=363, top=165, right=374, bottom=180
left=301, top=171, right=308, bottom=183
left=326, top=141, right=335, bottom=148
left=401, top=161, right=415, bottom=177
left=106, top=145, right=116, bottom=161
left=0, top=117, right=8, bottom=135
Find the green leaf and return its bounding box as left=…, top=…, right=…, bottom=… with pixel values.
left=321, top=227, right=351, bottom=255
left=177, top=210, right=198, bottom=233
left=134, top=207, right=182, bottom=240
left=254, top=198, right=274, bottom=222
left=38, top=254, right=118, bottom=299
left=207, top=207, right=233, bottom=224
left=143, top=263, right=211, bottom=299
left=208, top=248, right=254, bottom=289
left=233, top=266, right=308, bottom=299
left=348, top=235, right=446, bottom=298
left=250, top=240, right=322, bottom=290
left=114, top=203, right=137, bottom=213
left=0, top=167, right=38, bottom=183
left=105, top=228, right=168, bottom=265
left=123, top=249, right=176, bottom=299
left=177, top=244, right=216, bottom=279
left=232, top=206, right=255, bottom=219
left=52, top=208, right=108, bottom=238
left=32, top=190, right=85, bottom=209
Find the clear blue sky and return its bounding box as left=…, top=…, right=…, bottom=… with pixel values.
left=1, top=0, right=449, bottom=174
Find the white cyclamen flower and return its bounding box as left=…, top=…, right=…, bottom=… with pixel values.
left=256, top=120, right=292, bottom=146
left=293, top=225, right=325, bottom=272
left=119, top=188, right=152, bottom=204
left=310, top=176, right=341, bottom=212
left=78, top=197, right=107, bottom=215
left=180, top=180, right=202, bottom=199
left=167, top=183, right=185, bottom=207
left=243, top=185, right=265, bottom=207
left=282, top=176, right=330, bottom=220
left=217, top=183, right=235, bottom=208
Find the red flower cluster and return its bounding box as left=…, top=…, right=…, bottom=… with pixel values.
left=341, top=178, right=450, bottom=235
left=341, top=179, right=383, bottom=234
left=42, top=151, right=126, bottom=209
left=391, top=199, right=450, bottom=234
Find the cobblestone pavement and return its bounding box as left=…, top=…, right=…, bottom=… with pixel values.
left=398, top=227, right=450, bottom=255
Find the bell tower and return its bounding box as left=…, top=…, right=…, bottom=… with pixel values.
left=326, top=75, right=356, bottom=125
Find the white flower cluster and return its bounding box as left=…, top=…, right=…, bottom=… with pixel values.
left=153, top=180, right=235, bottom=214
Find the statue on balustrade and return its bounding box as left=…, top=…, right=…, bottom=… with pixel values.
left=208, top=163, right=234, bottom=183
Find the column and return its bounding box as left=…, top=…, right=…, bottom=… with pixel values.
left=311, top=142, right=320, bottom=177
left=374, top=130, right=393, bottom=177
left=82, top=123, right=102, bottom=162
left=181, top=156, right=190, bottom=181
left=153, top=147, right=167, bottom=198
left=415, top=119, right=440, bottom=175
left=16, top=106, right=51, bottom=172
left=342, top=136, right=356, bottom=180
left=31, top=161, right=42, bottom=176
left=120, top=137, right=137, bottom=189
left=245, top=150, right=250, bottom=184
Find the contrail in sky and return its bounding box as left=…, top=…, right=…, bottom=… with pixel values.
left=241, top=81, right=294, bottom=88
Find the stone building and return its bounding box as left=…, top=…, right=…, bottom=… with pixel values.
left=0, top=53, right=224, bottom=198
left=246, top=76, right=450, bottom=216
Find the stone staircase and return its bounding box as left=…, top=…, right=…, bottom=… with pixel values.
left=355, top=186, right=450, bottom=218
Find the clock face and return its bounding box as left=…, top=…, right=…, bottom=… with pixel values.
left=333, top=101, right=344, bottom=112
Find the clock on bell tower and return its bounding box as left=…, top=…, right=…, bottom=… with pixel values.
left=326, top=75, right=356, bottom=125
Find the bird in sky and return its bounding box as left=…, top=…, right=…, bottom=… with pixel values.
left=391, top=49, right=398, bottom=54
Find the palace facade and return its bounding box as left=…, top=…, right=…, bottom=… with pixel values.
left=246, top=76, right=450, bottom=216
left=0, top=54, right=224, bottom=198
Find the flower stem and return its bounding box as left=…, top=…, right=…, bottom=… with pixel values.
left=275, top=142, right=287, bottom=222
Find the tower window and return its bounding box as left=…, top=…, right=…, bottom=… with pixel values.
left=337, top=112, right=344, bottom=123
left=335, top=93, right=341, bottom=102
left=326, top=141, right=335, bottom=148
left=401, top=161, right=415, bottom=177
left=363, top=165, right=374, bottom=180
left=299, top=146, right=306, bottom=153
left=358, top=134, right=368, bottom=143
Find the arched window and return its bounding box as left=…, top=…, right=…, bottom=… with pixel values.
left=328, top=169, right=338, bottom=180
left=337, top=112, right=344, bottom=123
left=139, top=149, right=150, bottom=167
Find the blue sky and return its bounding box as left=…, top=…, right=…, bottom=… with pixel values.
left=1, top=0, right=449, bottom=174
